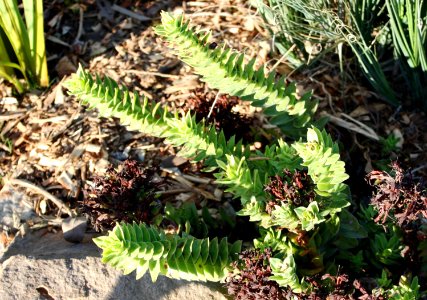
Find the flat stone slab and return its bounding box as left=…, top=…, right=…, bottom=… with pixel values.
left=0, top=230, right=228, bottom=300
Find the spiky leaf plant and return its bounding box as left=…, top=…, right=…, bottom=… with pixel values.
left=94, top=222, right=242, bottom=282
left=65, top=68, right=353, bottom=292
left=64, top=66, right=249, bottom=171
left=65, top=11, right=366, bottom=296
left=216, top=127, right=350, bottom=228
left=155, top=12, right=318, bottom=137
left=66, top=65, right=349, bottom=229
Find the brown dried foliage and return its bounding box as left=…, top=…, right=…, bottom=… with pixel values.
left=185, top=88, right=255, bottom=142
left=226, top=248, right=288, bottom=300
left=81, top=160, right=161, bottom=231
left=225, top=248, right=374, bottom=300
left=301, top=274, right=379, bottom=299
left=264, top=169, right=316, bottom=214
left=366, top=162, right=427, bottom=282
left=305, top=273, right=353, bottom=299
left=366, top=162, right=427, bottom=229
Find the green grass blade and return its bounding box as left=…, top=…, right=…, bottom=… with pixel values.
left=0, top=32, right=25, bottom=93
left=344, top=2, right=399, bottom=106
left=386, top=0, right=414, bottom=64
left=23, top=0, right=49, bottom=86
left=0, top=60, right=25, bottom=72
left=0, top=0, right=32, bottom=80
left=0, top=34, right=15, bottom=77
left=386, top=0, right=427, bottom=71
left=0, top=68, right=24, bottom=93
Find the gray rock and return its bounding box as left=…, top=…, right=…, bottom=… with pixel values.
left=62, top=216, right=87, bottom=243
left=0, top=184, right=35, bottom=230
left=0, top=230, right=228, bottom=300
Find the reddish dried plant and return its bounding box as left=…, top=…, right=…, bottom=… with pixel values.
left=225, top=248, right=367, bottom=300
left=366, top=162, right=427, bottom=229
left=185, top=88, right=255, bottom=142
left=82, top=160, right=161, bottom=231
left=226, top=248, right=288, bottom=300
left=366, top=162, right=427, bottom=281
left=299, top=274, right=379, bottom=299
left=303, top=273, right=352, bottom=299
left=264, top=169, right=316, bottom=214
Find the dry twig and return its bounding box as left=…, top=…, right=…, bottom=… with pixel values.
left=6, top=178, right=74, bottom=217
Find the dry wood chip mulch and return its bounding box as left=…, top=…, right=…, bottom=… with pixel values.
left=1, top=0, right=427, bottom=250
left=0, top=0, right=269, bottom=248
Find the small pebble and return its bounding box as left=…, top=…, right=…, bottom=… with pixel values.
left=62, top=217, right=87, bottom=243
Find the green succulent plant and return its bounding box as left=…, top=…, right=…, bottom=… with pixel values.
left=94, top=222, right=241, bottom=282
left=65, top=11, right=424, bottom=299
left=64, top=10, right=354, bottom=293
left=155, top=12, right=319, bottom=137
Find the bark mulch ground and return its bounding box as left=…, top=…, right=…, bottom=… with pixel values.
left=0, top=0, right=426, bottom=254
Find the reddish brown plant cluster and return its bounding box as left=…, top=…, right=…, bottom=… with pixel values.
left=300, top=274, right=380, bottom=299
left=264, top=169, right=316, bottom=214
left=366, top=162, right=427, bottom=229
left=226, top=248, right=288, bottom=300
left=82, top=160, right=161, bottom=231
left=225, top=249, right=367, bottom=299
left=184, top=88, right=255, bottom=142
left=304, top=274, right=348, bottom=299
left=366, top=162, right=427, bottom=282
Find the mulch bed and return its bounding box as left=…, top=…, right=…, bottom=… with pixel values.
left=0, top=0, right=426, bottom=255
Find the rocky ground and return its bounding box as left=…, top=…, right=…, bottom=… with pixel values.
left=0, top=229, right=227, bottom=299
